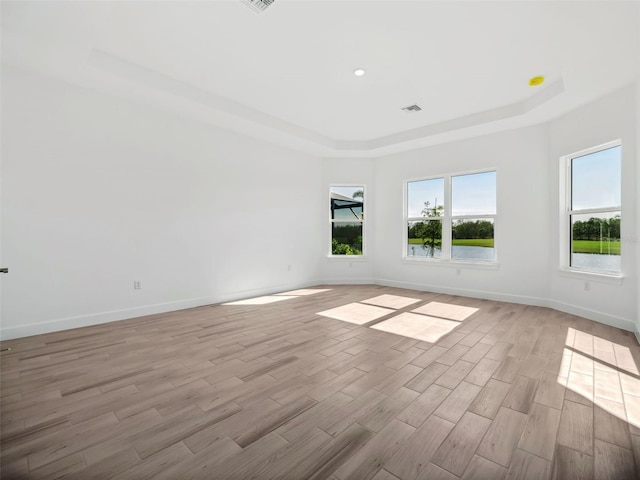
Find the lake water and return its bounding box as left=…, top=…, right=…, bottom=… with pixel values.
left=572, top=253, right=621, bottom=272
left=408, top=244, right=621, bottom=271
left=407, top=245, right=493, bottom=261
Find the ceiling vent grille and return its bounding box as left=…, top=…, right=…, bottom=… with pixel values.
left=402, top=104, right=422, bottom=112
left=240, top=0, right=276, bottom=13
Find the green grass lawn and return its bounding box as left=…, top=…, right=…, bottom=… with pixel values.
left=407, top=238, right=620, bottom=253
left=408, top=238, right=494, bottom=248
left=572, top=240, right=621, bottom=255
left=452, top=239, right=494, bottom=248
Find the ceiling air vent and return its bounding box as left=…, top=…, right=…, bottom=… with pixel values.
left=240, top=0, right=276, bottom=13
left=402, top=104, right=422, bottom=112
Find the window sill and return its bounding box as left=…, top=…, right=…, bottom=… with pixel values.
left=401, top=258, right=500, bottom=270
left=557, top=268, right=624, bottom=285
left=326, top=255, right=369, bottom=262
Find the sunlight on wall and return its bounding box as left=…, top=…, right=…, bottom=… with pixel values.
left=223, top=288, right=331, bottom=306
left=561, top=327, right=640, bottom=428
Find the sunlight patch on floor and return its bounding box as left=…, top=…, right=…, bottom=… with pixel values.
left=275, top=289, right=332, bottom=296
left=371, top=312, right=460, bottom=343
left=223, top=288, right=332, bottom=306
left=223, top=295, right=299, bottom=306
left=360, top=294, right=421, bottom=309
left=560, top=327, right=640, bottom=428
left=316, top=303, right=394, bottom=325
left=411, top=301, right=479, bottom=321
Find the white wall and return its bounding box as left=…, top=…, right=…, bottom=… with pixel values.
left=636, top=0, right=640, bottom=342
left=319, top=158, right=375, bottom=283
left=637, top=80, right=640, bottom=338
left=0, top=65, right=323, bottom=339
left=310, top=86, right=637, bottom=334
left=548, top=85, right=637, bottom=332
left=371, top=125, right=552, bottom=305
left=363, top=86, right=638, bottom=333
left=2, top=66, right=638, bottom=340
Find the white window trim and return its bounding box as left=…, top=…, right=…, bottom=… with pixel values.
left=559, top=139, right=623, bottom=279
left=328, top=184, right=367, bottom=259
left=401, top=257, right=500, bottom=270
left=405, top=175, right=448, bottom=260
left=403, top=168, right=497, bottom=266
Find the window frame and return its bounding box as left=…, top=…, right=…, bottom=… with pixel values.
left=560, top=140, right=622, bottom=279
left=406, top=176, right=448, bottom=259
left=404, top=169, right=497, bottom=266
left=329, top=184, right=366, bottom=258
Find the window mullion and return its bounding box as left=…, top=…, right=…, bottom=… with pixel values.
left=569, top=207, right=621, bottom=216
left=442, top=175, right=452, bottom=259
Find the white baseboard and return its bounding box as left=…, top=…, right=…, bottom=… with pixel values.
left=321, top=277, right=376, bottom=285
left=0, top=280, right=320, bottom=341
left=2, top=277, right=637, bottom=343
left=546, top=299, right=638, bottom=334
left=375, top=277, right=638, bottom=335
left=375, top=278, right=549, bottom=308
left=0, top=296, right=218, bottom=341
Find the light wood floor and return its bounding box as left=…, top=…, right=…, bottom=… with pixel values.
left=1, top=285, right=639, bottom=480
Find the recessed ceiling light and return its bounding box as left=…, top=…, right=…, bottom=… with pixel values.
left=353, top=68, right=366, bottom=77
left=529, top=75, right=545, bottom=86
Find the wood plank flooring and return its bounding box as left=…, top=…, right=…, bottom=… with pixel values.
left=1, top=285, right=639, bottom=479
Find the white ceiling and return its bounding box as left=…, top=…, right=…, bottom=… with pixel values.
left=2, top=1, right=639, bottom=157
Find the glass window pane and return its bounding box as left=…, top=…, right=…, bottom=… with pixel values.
left=407, top=220, right=442, bottom=258
left=452, top=219, right=495, bottom=261
left=571, top=146, right=621, bottom=210
left=331, top=186, right=364, bottom=221
left=570, top=212, right=621, bottom=272
left=332, top=222, right=363, bottom=255
left=407, top=178, right=444, bottom=218
left=451, top=171, right=496, bottom=216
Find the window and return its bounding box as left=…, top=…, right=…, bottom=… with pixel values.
left=330, top=185, right=364, bottom=256
left=406, top=171, right=496, bottom=262
left=565, top=142, right=621, bottom=274
left=451, top=172, right=496, bottom=262
left=407, top=178, right=444, bottom=259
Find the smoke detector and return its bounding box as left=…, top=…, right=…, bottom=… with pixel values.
left=402, top=104, right=422, bottom=113
left=240, top=0, right=276, bottom=13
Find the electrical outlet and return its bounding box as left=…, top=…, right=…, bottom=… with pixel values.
left=287, top=264, right=292, bottom=272
left=134, top=280, right=142, bottom=290
left=456, top=268, right=461, bottom=276
left=584, top=282, right=590, bottom=291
